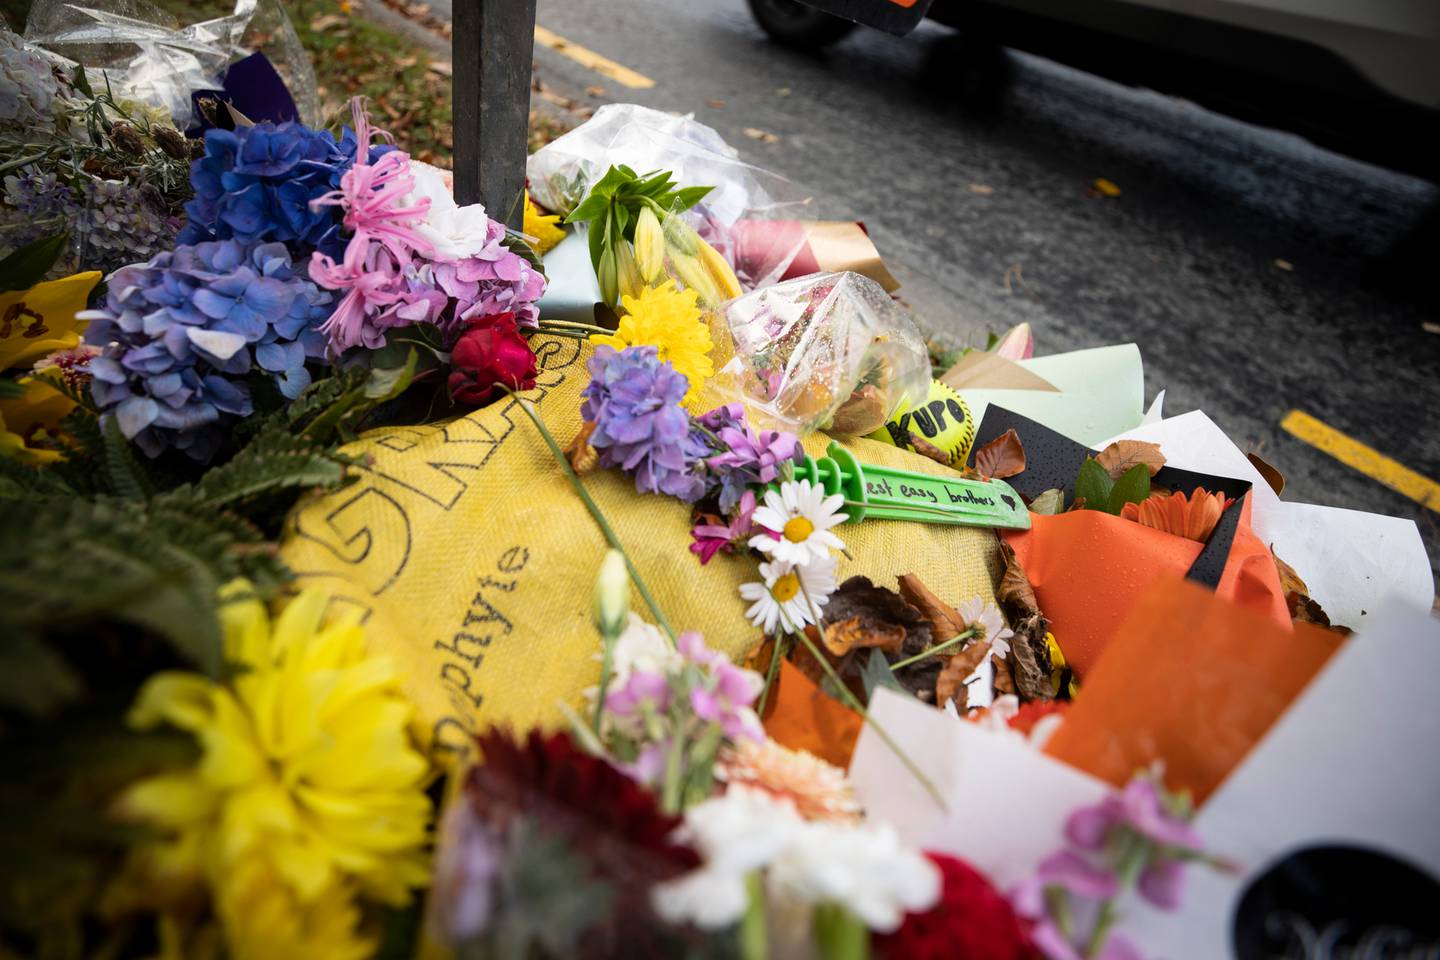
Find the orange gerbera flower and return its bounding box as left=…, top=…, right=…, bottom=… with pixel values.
left=1121, top=488, right=1232, bottom=543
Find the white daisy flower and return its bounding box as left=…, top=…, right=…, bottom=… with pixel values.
left=748, top=479, right=847, bottom=565
left=739, top=555, right=838, bottom=636
left=955, top=597, right=1015, bottom=711
left=958, top=597, right=1013, bottom=659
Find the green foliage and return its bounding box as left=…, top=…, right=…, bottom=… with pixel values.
left=861, top=647, right=908, bottom=703
left=0, top=387, right=360, bottom=717
left=0, top=233, right=69, bottom=293
left=1074, top=458, right=1152, bottom=515
left=565, top=164, right=712, bottom=304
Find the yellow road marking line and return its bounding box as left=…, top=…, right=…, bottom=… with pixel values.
left=1281, top=410, right=1440, bottom=512
left=533, top=25, right=655, bottom=89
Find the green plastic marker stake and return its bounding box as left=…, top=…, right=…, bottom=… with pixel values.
left=789, top=442, right=1031, bottom=530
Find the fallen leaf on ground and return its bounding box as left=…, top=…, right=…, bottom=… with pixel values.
left=1095, top=439, right=1165, bottom=480
left=1274, top=258, right=1294, bottom=271
left=1423, top=321, right=1440, bottom=335
left=1247, top=451, right=1285, bottom=495
left=897, top=573, right=966, bottom=643
left=310, top=13, right=347, bottom=30
left=585, top=85, right=606, bottom=97
left=1029, top=488, right=1065, bottom=515
left=972, top=428, right=1026, bottom=479
left=936, top=641, right=991, bottom=712
left=1092, top=177, right=1121, bottom=197
left=705, top=98, right=726, bottom=108
left=776, top=87, right=792, bottom=97
left=743, top=127, right=780, bottom=144
left=968, top=184, right=994, bottom=195
left=427, top=60, right=452, bottom=76
left=996, top=542, right=1053, bottom=701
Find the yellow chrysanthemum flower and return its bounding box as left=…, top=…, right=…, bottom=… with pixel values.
left=111, top=581, right=433, bottom=955
left=592, top=280, right=714, bottom=408
left=523, top=195, right=566, bottom=256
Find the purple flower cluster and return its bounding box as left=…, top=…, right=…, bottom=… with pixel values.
left=431, top=238, right=547, bottom=334
left=1012, top=774, right=1206, bottom=960
left=82, top=239, right=334, bottom=460
left=605, top=630, right=764, bottom=786
left=581, top=345, right=709, bottom=502
left=178, top=122, right=383, bottom=258
left=695, top=402, right=803, bottom=514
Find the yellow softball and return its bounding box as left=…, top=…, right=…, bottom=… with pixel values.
left=866, top=379, right=976, bottom=464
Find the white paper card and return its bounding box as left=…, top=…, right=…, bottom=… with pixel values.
left=849, top=689, right=1109, bottom=891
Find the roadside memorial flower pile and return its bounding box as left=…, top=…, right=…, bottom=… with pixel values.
left=2, top=20, right=1436, bottom=960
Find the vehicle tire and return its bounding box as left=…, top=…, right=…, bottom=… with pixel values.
left=746, top=0, right=856, bottom=48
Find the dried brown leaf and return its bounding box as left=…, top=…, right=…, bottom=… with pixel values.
left=705, top=98, right=726, bottom=108
left=1248, top=452, right=1286, bottom=495
left=822, top=615, right=906, bottom=658
left=972, top=428, right=1026, bottom=479
left=1095, top=439, right=1165, bottom=480
left=936, top=641, right=990, bottom=711
left=897, top=573, right=966, bottom=643
left=907, top=432, right=952, bottom=467
left=993, top=655, right=1015, bottom=696
left=996, top=543, right=1053, bottom=701
left=564, top=421, right=598, bottom=475
left=1271, top=547, right=1308, bottom=598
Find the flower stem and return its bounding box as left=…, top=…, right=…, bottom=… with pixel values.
left=536, top=319, right=615, bottom=337
left=661, top=726, right=687, bottom=813
left=889, top=627, right=978, bottom=671
left=756, top=634, right=787, bottom=717
left=508, top=392, right=678, bottom=644
left=593, top=626, right=619, bottom=735
left=795, top=583, right=948, bottom=812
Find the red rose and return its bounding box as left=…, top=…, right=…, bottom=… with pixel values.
left=875, top=853, right=1033, bottom=960
left=448, top=312, right=538, bottom=405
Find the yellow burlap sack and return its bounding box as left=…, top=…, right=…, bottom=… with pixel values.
left=280, top=337, right=997, bottom=762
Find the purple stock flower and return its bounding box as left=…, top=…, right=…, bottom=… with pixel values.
left=678, top=632, right=764, bottom=742
left=1115, top=777, right=1203, bottom=852
left=696, top=402, right=803, bottom=514
left=582, top=346, right=708, bottom=502
left=1035, top=850, right=1120, bottom=901
left=690, top=488, right=758, bottom=564
left=1136, top=857, right=1186, bottom=910
left=605, top=669, right=672, bottom=716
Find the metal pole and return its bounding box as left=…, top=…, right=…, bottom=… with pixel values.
left=451, top=0, right=537, bottom=228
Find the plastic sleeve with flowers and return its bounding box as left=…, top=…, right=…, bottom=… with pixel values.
left=709, top=271, right=931, bottom=438
left=635, top=204, right=744, bottom=311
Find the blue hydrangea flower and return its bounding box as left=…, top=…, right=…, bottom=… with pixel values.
left=83, top=239, right=334, bottom=460
left=581, top=345, right=709, bottom=502
left=178, top=122, right=391, bottom=259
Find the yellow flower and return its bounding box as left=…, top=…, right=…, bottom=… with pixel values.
left=0, top=374, right=75, bottom=464
left=0, top=271, right=100, bottom=372
left=592, top=280, right=714, bottom=408
left=217, top=857, right=372, bottom=960
left=523, top=195, right=566, bottom=256
left=1046, top=632, right=1078, bottom=698
left=112, top=581, right=433, bottom=955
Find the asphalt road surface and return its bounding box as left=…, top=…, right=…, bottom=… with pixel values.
left=455, top=0, right=1440, bottom=592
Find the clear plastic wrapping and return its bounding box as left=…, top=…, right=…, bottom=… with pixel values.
left=22, top=0, right=316, bottom=128
left=526, top=103, right=814, bottom=292
left=710, top=271, right=930, bottom=437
